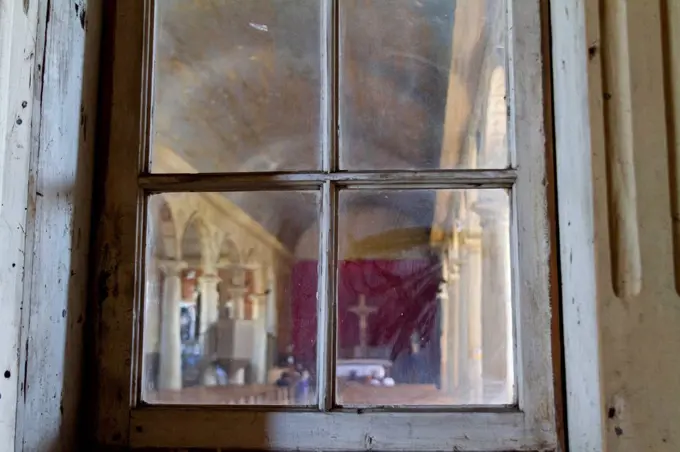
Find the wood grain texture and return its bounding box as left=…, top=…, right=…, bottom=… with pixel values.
left=600, top=0, right=642, bottom=298
left=508, top=0, right=556, bottom=437
left=539, top=0, right=567, bottom=449
left=556, top=0, right=680, bottom=451
left=88, top=0, right=145, bottom=446
left=138, top=169, right=518, bottom=192
left=601, top=0, right=680, bottom=450
left=130, top=407, right=553, bottom=451
left=663, top=0, right=680, bottom=295
left=11, top=0, right=101, bottom=451
left=553, top=0, right=609, bottom=449
left=0, top=1, right=39, bottom=450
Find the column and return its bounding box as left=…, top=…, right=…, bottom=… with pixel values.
left=143, top=257, right=162, bottom=391
left=226, top=265, right=247, bottom=319
left=198, top=273, right=221, bottom=332
left=460, top=226, right=483, bottom=403
left=265, top=265, right=277, bottom=335
left=232, top=288, right=247, bottom=319
left=158, top=259, right=188, bottom=390
left=251, top=265, right=268, bottom=383
left=197, top=273, right=221, bottom=346
left=474, top=193, right=511, bottom=403
left=440, top=247, right=462, bottom=395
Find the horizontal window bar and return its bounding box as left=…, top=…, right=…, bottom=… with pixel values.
left=138, top=169, right=517, bottom=192
left=132, top=402, right=518, bottom=414
left=130, top=408, right=547, bottom=451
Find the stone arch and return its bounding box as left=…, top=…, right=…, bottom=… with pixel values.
left=149, top=195, right=180, bottom=260
left=180, top=211, right=212, bottom=261
left=160, top=193, right=201, bottom=260
left=220, top=236, right=241, bottom=264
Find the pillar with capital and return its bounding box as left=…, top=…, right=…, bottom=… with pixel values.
left=197, top=227, right=223, bottom=351
left=265, top=264, right=277, bottom=335
left=250, top=264, right=269, bottom=383
left=158, top=259, right=188, bottom=390
left=197, top=273, right=221, bottom=344
left=223, top=265, right=248, bottom=319
left=473, top=191, right=512, bottom=403
left=440, top=239, right=462, bottom=395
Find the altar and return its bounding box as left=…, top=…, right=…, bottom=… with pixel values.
left=336, top=358, right=392, bottom=379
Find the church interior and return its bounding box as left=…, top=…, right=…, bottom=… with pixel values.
left=7, top=0, right=680, bottom=449
left=141, top=0, right=513, bottom=407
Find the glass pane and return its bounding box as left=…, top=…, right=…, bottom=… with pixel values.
left=151, top=0, right=322, bottom=173
left=142, top=191, right=319, bottom=405
left=335, top=189, right=513, bottom=406
left=339, top=0, right=508, bottom=170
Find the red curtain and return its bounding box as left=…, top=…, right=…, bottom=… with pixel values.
left=290, top=259, right=441, bottom=367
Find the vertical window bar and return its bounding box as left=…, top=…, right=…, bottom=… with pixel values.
left=317, top=181, right=338, bottom=411
left=141, top=0, right=157, bottom=174
left=321, top=0, right=339, bottom=172
left=505, top=0, right=517, bottom=169
left=505, top=0, right=521, bottom=407
left=133, top=0, right=157, bottom=406
left=317, top=0, right=339, bottom=411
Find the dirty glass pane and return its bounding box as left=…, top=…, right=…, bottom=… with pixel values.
left=335, top=189, right=514, bottom=406
left=150, top=1, right=322, bottom=173
left=142, top=191, right=319, bottom=405
left=339, top=0, right=509, bottom=170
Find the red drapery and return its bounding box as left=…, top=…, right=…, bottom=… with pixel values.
left=290, top=259, right=441, bottom=366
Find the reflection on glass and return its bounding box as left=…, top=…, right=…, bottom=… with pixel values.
left=340, top=0, right=508, bottom=170
left=142, top=191, right=319, bottom=405
left=151, top=0, right=322, bottom=173
left=335, top=189, right=513, bottom=406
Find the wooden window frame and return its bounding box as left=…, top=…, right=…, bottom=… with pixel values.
left=91, top=0, right=559, bottom=450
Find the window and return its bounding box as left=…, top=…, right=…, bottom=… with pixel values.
left=93, top=0, right=558, bottom=450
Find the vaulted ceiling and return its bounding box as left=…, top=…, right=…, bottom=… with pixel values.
left=151, top=0, right=485, bottom=252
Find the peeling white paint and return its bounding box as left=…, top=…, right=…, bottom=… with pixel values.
left=0, top=1, right=38, bottom=451
left=248, top=22, right=268, bottom=32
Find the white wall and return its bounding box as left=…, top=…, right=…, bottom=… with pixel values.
left=554, top=1, right=680, bottom=451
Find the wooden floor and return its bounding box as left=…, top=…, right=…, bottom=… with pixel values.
left=147, top=383, right=462, bottom=406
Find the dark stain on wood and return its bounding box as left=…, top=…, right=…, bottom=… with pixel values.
left=75, top=2, right=86, bottom=30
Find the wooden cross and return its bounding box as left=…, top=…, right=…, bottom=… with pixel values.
left=348, top=294, right=378, bottom=358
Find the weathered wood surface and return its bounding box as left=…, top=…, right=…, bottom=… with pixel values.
left=94, top=0, right=558, bottom=449
left=129, top=407, right=550, bottom=451
left=89, top=0, right=147, bottom=446
left=0, top=1, right=39, bottom=451
left=13, top=0, right=102, bottom=451
left=555, top=0, right=680, bottom=451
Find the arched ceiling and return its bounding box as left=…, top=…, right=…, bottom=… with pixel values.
left=151, top=0, right=476, bottom=251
